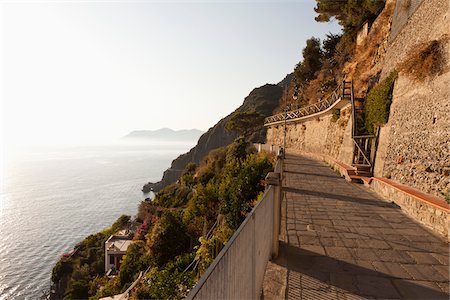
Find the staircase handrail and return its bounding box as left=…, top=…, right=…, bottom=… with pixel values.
left=264, top=80, right=351, bottom=125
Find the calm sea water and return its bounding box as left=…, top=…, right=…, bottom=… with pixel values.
left=0, top=142, right=193, bottom=299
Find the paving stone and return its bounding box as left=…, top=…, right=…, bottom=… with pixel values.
left=356, top=239, right=391, bottom=249
left=392, top=279, right=448, bottom=299
left=325, top=246, right=354, bottom=259
left=356, top=275, right=401, bottom=298
left=295, top=224, right=308, bottom=231
left=316, top=230, right=340, bottom=238
left=264, top=155, right=449, bottom=300
left=432, top=265, right=450, bottom=279
left=401, top=264, right=448, bottom=282
left=300, top=244, right=326, bottom=255
left=340, top=259, right=378, bottom=276
left=319, top=237, right=336, bottom=247
left=350, top=248, right=379, bottom=261
left=310, top=256, right=344, bottom=273
left=374, top=249, right=415, bottom=264
left=330, top=272, right=359, bottom=293
left=437, top=282, right=449, bottom=294
left=340, top=239, right=359, bottom=248
left=431, top=253, right=450, bottom=265
left=387, top=241, right=421, bottom=252
left=299, top=235, right=319, bottom=245
left=406, top=251, right=442, bottom=265
left=372, top=261, right=413, bottom=279
left=353, top=226, right=378, bottom=235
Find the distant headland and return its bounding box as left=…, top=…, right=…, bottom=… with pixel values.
left=122, top=128, right=204, bottom=142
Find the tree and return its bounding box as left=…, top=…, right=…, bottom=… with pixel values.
left=117, top=241, right=151, bottom=289
left=322, top=33, right=342, bottom=61
left=147, top=211, right=191, bottom=267
left=314, top=0, right=385, bottom=34
left=294, top=37, right=323, bottom=83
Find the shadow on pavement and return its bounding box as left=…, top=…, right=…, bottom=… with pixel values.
left=272, top=242, right=448, bottom=299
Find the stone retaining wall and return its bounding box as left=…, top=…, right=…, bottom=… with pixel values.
left=266, top=105, right=354, bottom=165
left=375, top=0, right=450, bottom=198
left=370, top=178, right=449, bottom=240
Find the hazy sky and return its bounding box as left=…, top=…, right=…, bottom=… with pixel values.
left=0, top=0, right=340, bottom=146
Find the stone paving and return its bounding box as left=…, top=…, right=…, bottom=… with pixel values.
left=263, top=155, right=449, bottom=299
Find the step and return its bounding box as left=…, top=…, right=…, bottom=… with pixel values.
left=349, top=175, right=365, bottom=184
left=355, top=171, right=372, bottom=177
left=352, top=163, right=371, bottom=168
left=353, top=165, right=372, bottom=171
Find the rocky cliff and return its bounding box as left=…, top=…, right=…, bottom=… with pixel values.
left=144, top=80, right=287, bottom=192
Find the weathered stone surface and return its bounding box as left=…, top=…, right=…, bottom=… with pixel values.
left=262, top=155, right=449, bottom=299
left=375, top=0, right=450, bottom=199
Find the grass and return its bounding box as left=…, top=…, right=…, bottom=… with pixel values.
left=399, top=37, right=448, bottom=81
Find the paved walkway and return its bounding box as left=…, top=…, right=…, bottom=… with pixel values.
left=263, top=155, right=449, bottom=299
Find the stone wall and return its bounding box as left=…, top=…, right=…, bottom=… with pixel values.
left=371, top=178, right=449, bottom=239
left=266, top=105, right=354, bottom=164
left=375, top=0, right=450, bottom=199
left=389, top=0, right=426, bottom=42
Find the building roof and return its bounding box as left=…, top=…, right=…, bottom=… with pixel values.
left=106, top=235, right=132, bottom=253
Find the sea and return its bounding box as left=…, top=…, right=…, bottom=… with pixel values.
left=0, top=142, right=194, bottom=299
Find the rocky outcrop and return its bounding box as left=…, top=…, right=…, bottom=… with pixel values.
left=144, top=81, right=286, bottom=192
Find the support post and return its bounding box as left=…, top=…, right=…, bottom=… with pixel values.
left=283, top=107, right=287, bottom=159
left=265, top=172, right=281, bottom=258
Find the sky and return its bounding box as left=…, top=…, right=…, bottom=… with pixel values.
left=0, top=0, right=341, bottom=146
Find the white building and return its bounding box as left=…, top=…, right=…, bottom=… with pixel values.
left=105, top=234, right=132, bottom=274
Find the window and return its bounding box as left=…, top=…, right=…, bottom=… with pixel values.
left=109, top=255, right=115, bottom=265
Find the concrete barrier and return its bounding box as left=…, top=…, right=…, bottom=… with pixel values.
left=187, top=159, right=282, bottom=300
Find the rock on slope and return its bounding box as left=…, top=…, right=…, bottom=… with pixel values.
left=144, top=79, right=288, bottom=192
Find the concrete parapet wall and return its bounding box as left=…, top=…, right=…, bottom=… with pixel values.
left=187, top=160, right=282, bottom=299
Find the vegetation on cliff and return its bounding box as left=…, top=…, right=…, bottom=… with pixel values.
left=364, top=70, right=398, bottom=134
left=314, top=0, right=385, bottom=35
left=52, top=138, right=274, bottom=299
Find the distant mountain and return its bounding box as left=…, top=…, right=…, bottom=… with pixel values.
left=122, top=128, right=204, bottom=142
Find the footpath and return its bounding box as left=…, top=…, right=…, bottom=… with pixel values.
left=263, top=154, right=449, bottom=299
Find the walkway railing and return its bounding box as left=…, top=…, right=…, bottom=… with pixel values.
left=187, top=159, right=283, bottom=300
left=264, top=80, right=352, bottom=126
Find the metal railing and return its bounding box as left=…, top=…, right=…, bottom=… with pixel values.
left=187, top=159, right=283, bottom=300
left=264, top=80, right=352, bottom=126
left=253, top=143, right=282, bottom=156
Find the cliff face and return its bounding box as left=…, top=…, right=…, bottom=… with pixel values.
left=145, top=82, right=285, bottom=192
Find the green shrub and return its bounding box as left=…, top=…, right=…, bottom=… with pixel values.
left=364, top=71, right=398, bottom=134
left=147, top=211, right=191, bottom=267
left=117, top=241, right=151, bottom=289
left=331, top=109, right=340, bottom=122
left=135, top=253, right=196, bottom=299
left=153, top=184, right=193, bottom=208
